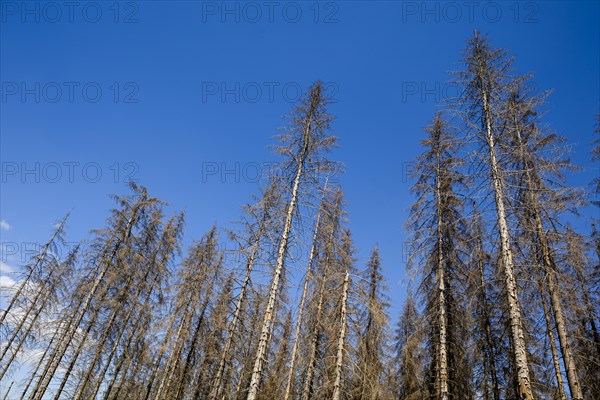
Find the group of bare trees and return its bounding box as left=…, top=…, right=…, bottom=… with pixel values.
left=1, top=35, right=598, bottom=400
left=401, top=33, right=599, bottom=400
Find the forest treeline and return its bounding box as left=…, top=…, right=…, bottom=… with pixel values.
left=1, top=33, right=599, bottom=400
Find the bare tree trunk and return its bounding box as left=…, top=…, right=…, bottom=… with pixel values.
left=435, top=146, right=449, bottom=400
left=479, top=80, right=534, bottom=400
left=2, top=381, right=13, bottom=400
left=477, top=254, right=500, bottom=400
left=513, top=121, right=583, bottom=400
left=283, top=206, right=322, bottom=400
left=331, top=271, right=350, bottom=400
left=27, top=293, right=85, bottom=400
left=302, top=279, right=325, bottom=400
left=154, top=302, right=193, bottom=400
left=245, top=103, right=314, bottom=400
left=0, top=263, right=57, bottom=371
left=141, top=301, right=183, bottom=400
left=31, top=203, right=142, bottom=400
left=173, top=291, right=213, bottom=400
left=539, top=282, right=566, bottom=400
left=0, top=215, right=66, bottom=326
left=0, top=289, right=51, bottom=380
left=19, top=316, right=64, bottom=400
left=72, top=276, right=135, bottom=400
left=210, top=218, right=266, bottom=400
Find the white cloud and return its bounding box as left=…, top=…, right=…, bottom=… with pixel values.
left=0, top=275, right=16, bottom=288
left=0, top=220, right=11, bottom=231
left=0, top=262, right=14, bottom=274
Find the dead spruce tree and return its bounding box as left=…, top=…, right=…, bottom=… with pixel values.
left=351, top=247, right=391, bottom=399
left=73, top=209, right=183, bottom=400
left=455, top=32, right=535, bottom=400
left=300, top=188, right=346, bottom=400
left=209, top=178, right=282, bottom=400
left=25, top=183, right=163, bottom=400
left=283, top=183, right=329, bottom=400
left=503, top=86, right=584, bottom=399
left=148, top=225, right=223, bottom=400
left=407, top=113, right=472, bottom=400
left=332, top=270, right=350, bottom=400
left=0, top=214, right=69, bottom=334
left=466, top=212, right=502, bottom=400
left=0, top=215, right=76, bottom=382
left=394, top=289, right=425, bottom=400
left=101, top=212, right=184, bottom=400
left=246, top=80, right=337, bottom=400
left=562, top=227, right=600, bottom=399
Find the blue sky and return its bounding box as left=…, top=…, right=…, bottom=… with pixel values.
left=1, top=0, right=599, bottom=321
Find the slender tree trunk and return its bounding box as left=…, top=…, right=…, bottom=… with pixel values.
left=479, top=79, right=534, bottom=400
left=514, top=123, right=583, bottom=400
left=27, top=293, right=85, bottom=400
left=538, top=281, right=566, bottom=400
left=31, top=204, right=142, bottom=400
left=476, top=252, right=500, bottom=400
left=103, top=273, right=159, bottom=400
left=435, top=146, right=449, bottom=400
left=173, top=292, right=213, bottom=400
left=154, top=302, right=193, bottom=400
left=245, top=107, right=314, bottom=400
left=302, top=279, right=325, bottom=400
left=53, top=290, right=110, bottom=400
left=2, top=381, right=13, bottom=400
left=142, top=301, right=185, bottom=400
left=19, top=316, right=64, bottom=400
left=283, top=207, right=322, bottom=400
left=89, top=280, right=155, bottom=400
left=0, top=265, right=56, bottom=370
left=572, top=257, right=600, bottom=356
left=210, top=218, right=266, bottom=400
left=332, top=271, right=350, bottom=400
left=72, top=277, right=135, bottom=400
left=0, top=216, right=66, bottom=326
left=0, top=289, right=51, bottom=380
left=108, top=312, right=151, bottom=400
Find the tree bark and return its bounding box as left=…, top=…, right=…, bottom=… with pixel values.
left=332, top=271, right=350, bottom=400
left=283, top=206, right=322, bottom=400
left=245, top=97, right=315, bottom=400
left=477, top=69, right=534, bottom=399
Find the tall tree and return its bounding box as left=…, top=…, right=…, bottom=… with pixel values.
left=456, top=33, right=534, bottom=399
left=352, top=248, right=391, bottom=399
left=394, top=289, right=425, bottom=400
left=407, top=113, right=472, bottom=400
left=210, top=178, right=281, bottom=400
left=246, top=80, right=337, bottom=400
left=504, top=86, right=583, bottom=399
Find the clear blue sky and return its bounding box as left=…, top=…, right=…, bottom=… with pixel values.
left=1, top=0, right=599, bottom=320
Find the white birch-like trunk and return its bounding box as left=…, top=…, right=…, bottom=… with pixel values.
left=435, top=143, right=449, bottom=400
left=331, top=271, right=350, bottom=400
left=283, top=207, right=322, bottom=400
left=480, top=84, right=534, bottom=399
left=245, top=109, right=313, bottom=400
left=210, top=220, right=265, bottom=400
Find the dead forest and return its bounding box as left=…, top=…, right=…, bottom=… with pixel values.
left=1, top=33, right=599, bottom=400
